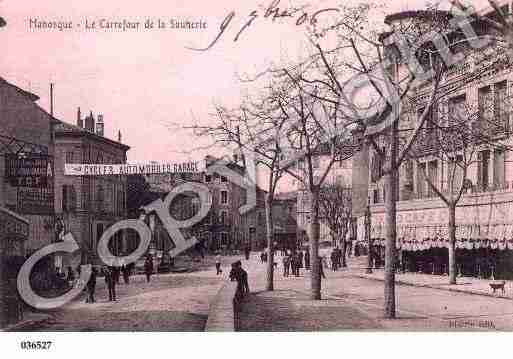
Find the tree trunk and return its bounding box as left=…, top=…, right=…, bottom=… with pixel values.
left=384, top=123, right=398, bottom=319
left=448, top=203, right=457, bottom=285
left=340, top=226, right=348, bottom=267
left=309, top=188, right=321, bottom=300
left=265, top=193, right=274, bottom=291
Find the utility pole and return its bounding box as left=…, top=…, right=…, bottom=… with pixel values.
left=50, top=83, right=54, bottom=117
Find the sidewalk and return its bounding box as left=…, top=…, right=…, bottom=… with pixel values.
left=236, top=253, right=509, bottom=331
left=345, top=256, right=513, bottom=300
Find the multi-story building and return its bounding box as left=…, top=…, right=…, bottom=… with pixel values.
left=53, top=108, right=129, bottom=266
left=295, top=151, right=354, bottom=247
left=356, top=5, right=513, bottom=279
left=1, top=77, right=56, bottom=326
left=272, top=191, right=298, bottom=251
left=144, top=155, right=267, bottom=253
left=0, top=77, right=56, bottom=256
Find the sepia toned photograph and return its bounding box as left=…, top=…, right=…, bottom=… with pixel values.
left=1, top=1, right=513, bottom=351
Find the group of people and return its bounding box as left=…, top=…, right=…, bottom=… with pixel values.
left=330, top=247, right=345, bottom=271
left=282, top=250, right=310, bottom=277
left=84, top=261, right=139, bottom=304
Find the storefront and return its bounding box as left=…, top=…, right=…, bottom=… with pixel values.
left=0, top=206, right=29, bottom=327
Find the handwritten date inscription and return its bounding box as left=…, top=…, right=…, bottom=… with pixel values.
left=188, top=0, right=339, bottom=51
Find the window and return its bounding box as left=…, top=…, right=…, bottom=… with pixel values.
left=221, top=175, right=228, bottom=182
left=220, top=190, right=228, bottom=204
left=478, top=150, right=490, bottom=191
left=418, top=106, right=437, bottom=144
left=220, top=232, right=228, bottom=245
left=191, top=197, right=200, bottom=216
left=117, top=190, right=125, bottom=215
left=417, top=163, right=427, bottom=198
left=447, top=155, right=463, bottom=193
left=97, top=185, right=105, bottom=212
left=449, top=94, right=467, bottom=126
left=96, top=223, right=104, bottom=247
left=65, top=151, right=74, bottom=163
left=62, top=184, right=76, bottom=212
left=373, top=188, right=379, bottom=204
left=205, top=174, right=212, bottom=183
left=427, top=160, right=438, bottom=197
left=220, top=211, right=227, bottom=225
left=478, top=87, right=492, bottom=128
left=495, top=81, right=508, bottom=130
left=493, top=149, right=505, bottom=189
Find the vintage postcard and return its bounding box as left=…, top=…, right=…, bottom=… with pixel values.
left=1, top=0, right=512, bottom=356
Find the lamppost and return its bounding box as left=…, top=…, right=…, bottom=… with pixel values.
left=365, top=196, right=373, bottom=274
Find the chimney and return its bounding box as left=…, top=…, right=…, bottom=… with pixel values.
left=96, top=114, right=104, bottom=137
left=77, top=107, right=83, bottom=128
left=117, top=130, right=122, bottom=143
left=85, top=111, right=95, bottom=133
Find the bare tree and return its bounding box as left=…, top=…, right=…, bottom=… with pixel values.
left=298, top=7, right=449, bottom=317
left=319, top=183, right=352, bottom=267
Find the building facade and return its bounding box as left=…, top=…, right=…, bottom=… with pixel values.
left=295, top=154, right=354, bottom=247
left=143, top=155, right=267, bottom=253
left=356, top=6, right=513, bottom=279
left=272, top=192, right=298, bottom=251
left=53, top=108, right=129, bottom=266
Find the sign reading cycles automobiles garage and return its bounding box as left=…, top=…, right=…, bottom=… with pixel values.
left=64, top=160, right=202, bottom=176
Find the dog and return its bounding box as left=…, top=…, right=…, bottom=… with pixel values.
left=489, top=280, right=506, bottom=295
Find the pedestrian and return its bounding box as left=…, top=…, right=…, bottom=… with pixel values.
left=260, top=251, right=265, bottom=263
left=304, top=250, right=310, bottom=270
left=233, top=261, right=249, bottom=300
left=215, top=254, right=222, bottom=275
left=103, top=267, right=116, bottom=301
left=282, top=253, right=290, bottom=277
left=86, top=267, right=97, bottom=303
left=244, top=246, right=250, bottom=260
left=331, top=249, right=338, bottom=271
left=122, top=265, right=130, bottom=284
left=292, top=252, right=300, bottom=276
left=114, top=266, right=121, bottom=285
left=67, top=266, right=75, bottom=288
left=298, top=250, right=304, bottom=269
left=144, top=255, right=154, bottom=283
left=319, top=256, right=326, bottom=279
left=229, top=262, right=238, bottom=281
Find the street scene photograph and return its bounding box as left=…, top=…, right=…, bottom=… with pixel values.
left=2, top=0, right=513, bottom=353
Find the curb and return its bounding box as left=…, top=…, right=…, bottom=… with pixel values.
left=350, top=273, right=513, bottom=300
left=204, top=280, right=239, bottom=332
left=1, top=313, right=53, bottom=332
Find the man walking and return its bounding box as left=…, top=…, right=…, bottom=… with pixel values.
left=122, top=265, right=130, bottom=284
left=304, top=249, right=310, bottom=270
left=331, top=249, right=338, bottom=271
left=86, top=267, right=97, bottom=303
left=319, top=256, right=326, bottom=279
left=215, top=254, right=222, bottom=275
left=104, top=267, right=116, bottom=301
left=144, top=255, right=154, bottom=283
left=282, top=253, right=290, bottom=277
left=244, top=246, right=250, bottom=260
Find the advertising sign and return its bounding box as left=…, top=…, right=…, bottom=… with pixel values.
left=4, top=153, right=52, bottom=188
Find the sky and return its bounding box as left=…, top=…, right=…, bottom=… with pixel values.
left=1, top=0, right=492, bottom=169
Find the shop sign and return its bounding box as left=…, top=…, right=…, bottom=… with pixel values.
left=4, top=153, right=53, bottom=187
